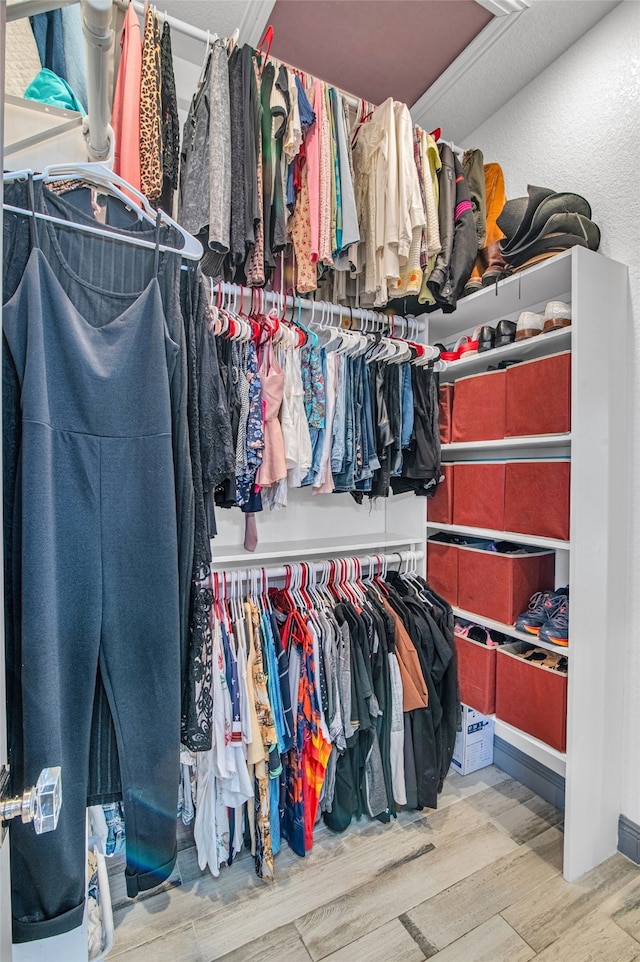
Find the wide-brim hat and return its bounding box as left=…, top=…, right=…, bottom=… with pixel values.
left=503, top=192, right=592, bottom=255
left=504, top=222, right=600, bottom=269
left=503, top=211, right=600, bottom=265
left=496, top=185, right=555, bottom=246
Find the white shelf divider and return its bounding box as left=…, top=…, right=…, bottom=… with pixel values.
left=442, top=433, right=571, bottom=455
left=453, top=606, right=570, bottom=656
left=428, top=522, right=569, bottom=552
left=437, top=326, right=572, bottom=379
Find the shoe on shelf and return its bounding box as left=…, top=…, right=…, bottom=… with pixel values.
left=494, top=319, right=517, bottom=347
left=515, top=310, right=545, bottom=341
left=437, top=334, right=478, bottom=362
left=477, top=325, right=495, bottom=353
left=543, top=300, right=572, bottom=332
left=539, top=593, right=569, bottom=646
left=515, top=586, right=568, bottom=635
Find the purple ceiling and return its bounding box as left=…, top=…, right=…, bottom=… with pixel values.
left=267, top=0, right=494, bottom=107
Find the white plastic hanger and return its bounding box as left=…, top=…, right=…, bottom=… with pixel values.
left=4, top=163, right=203, bottom=261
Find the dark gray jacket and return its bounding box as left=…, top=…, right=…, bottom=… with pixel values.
left=427, top=143, right=477, bottom=312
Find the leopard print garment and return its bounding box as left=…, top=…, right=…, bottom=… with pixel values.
left=139, top=7, right=163, bottom=202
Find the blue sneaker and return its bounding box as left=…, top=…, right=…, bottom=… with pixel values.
left=539, top=594, right=569, bottom=647
left=515, top=587, right=568, bottom=635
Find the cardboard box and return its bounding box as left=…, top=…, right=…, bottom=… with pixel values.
left=451, top=705, right=495, bottom=775
left=504, top=459, right=571, bottom=541
left=427, top=463, right=454, bottom=524
left=453, top=461, right=506, bottom=531
left=495, top=642, right=567, bottom=752
left=454, top=632, right=497, bottom=715
left=505, top=351, right=571, bottom=437
left=457, top=544, right=555, bottom=625
left=439, top=383, right=454, bottom=444
left=452, top=369, right=506, bottom=442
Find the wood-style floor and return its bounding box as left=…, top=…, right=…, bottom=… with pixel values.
left=107, top=765, right=640, bottom=961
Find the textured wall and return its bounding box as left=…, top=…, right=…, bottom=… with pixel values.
left=465, top=0, right=640, bottom=823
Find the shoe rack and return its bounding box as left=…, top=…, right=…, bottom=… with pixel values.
left=424, top=246, right=629, bottom=883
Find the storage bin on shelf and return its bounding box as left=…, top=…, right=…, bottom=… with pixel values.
left=427, top=463, right=454, bottom=524
left=452, top=368, right=506, bottom=442
left=505, top=351, right=571, bottom=437
left=449, top=458, right=571, bottom=541
left=454, top=630, right=497, bottom=714
left=452, top=460, right=506, bottom=530
left=439, top=382, right=454, bottom=444
left=457, top=542, right=555, bottom=625
left=495, top=641, right=568, bottom=752
left=426, top=534, right=487, bottom=605
left=427, top=535, right=555, bottom=623
left=504, top=458, right=571, bottom=541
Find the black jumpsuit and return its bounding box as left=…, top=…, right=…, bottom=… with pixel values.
left=3, top=205, right=181, bottom=942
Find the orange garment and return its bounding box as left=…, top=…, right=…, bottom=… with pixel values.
left=382, top=599, right=428, bottom=711
left=484, top=162, right=507, bottom=246
left=302, top=728, right=331, bottom=851
left=112, top=3, right=142, bottom=193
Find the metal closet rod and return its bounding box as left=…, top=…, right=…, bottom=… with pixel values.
left=110, top=0, right=370, bottom=112
left=217, top=282, right=425, bottom=335
left=112, top=0, right=214, bottom=44
left=211, top=549, right=425, bottom=584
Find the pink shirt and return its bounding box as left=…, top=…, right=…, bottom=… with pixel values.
left=112, top=3, right=142, bottom=193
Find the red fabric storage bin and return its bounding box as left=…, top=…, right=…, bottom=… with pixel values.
left=504, top=459, right=571, bottom=541
left=457, top=545, right=555, bottom=625
left=495, top=642, right=567, bottom=751
left=453, top=461, right=506, bottom=531
left=428, top=463, right=454, bottom=524
left=452, top=369, right=506, bottom=442
left=454, top=633, right=496, bottom=714
left=426, top=541, right=458, bottom=605
left=505, top=351, right=571, bottom=437
left=439, top=383, right=454, bottom=444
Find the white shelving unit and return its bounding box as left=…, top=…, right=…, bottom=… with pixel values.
left=425, top=246, right=629, bottom=883
left=210, top=453, right=427, bottom=573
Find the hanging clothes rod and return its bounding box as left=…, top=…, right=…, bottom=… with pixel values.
left=112, top=0, right=215, bottom=45
left=7, top=0, right=113, bottom=162
left=110, top=1, right=370, bottom=114
left=217, top=282, right=426, bottom=337
left=211, top=549, right=425, bottom=585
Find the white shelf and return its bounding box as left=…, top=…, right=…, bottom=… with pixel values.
left=438, top=324, right=571, bottom=381
left=438, top=326, right=572, bottom=379
left=427, top=250, right=574, bottom=342
left=211, top=532, right=422, bottom=567
left=428, top=522, right=569, bottom=552
left=453, top=606, right=570, bottom=657
left=443, top=433, right=571, bottom=455
left=494, top=719, right=566, bottom=778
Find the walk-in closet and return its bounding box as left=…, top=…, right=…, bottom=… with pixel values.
left=2, top=2, right=640, bottom=960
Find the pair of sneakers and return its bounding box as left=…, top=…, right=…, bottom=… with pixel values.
left=515, top=586, right=569, bottom=646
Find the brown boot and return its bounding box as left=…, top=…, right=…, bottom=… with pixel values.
left=463, top=257, right=483, bottom=296
left=480, top=241, right=508, bottom=286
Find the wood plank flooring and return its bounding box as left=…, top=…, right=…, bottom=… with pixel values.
left=107, top=766, right=640, bottom=961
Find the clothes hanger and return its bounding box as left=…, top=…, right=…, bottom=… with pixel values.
left=4, top=163, right=203, bottom=261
